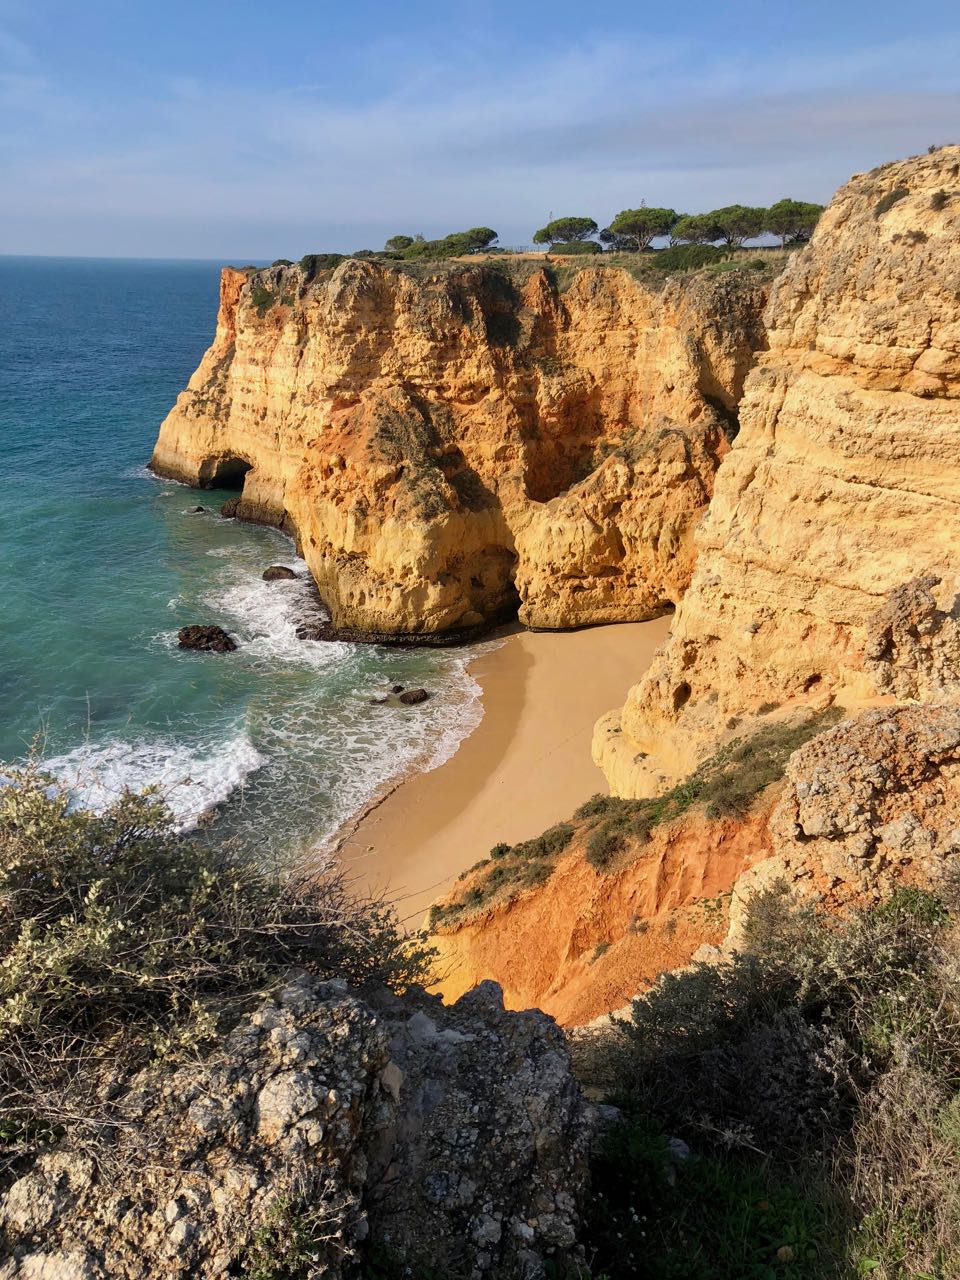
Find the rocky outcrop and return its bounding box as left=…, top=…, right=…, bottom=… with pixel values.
left=0, top=977, right=591, bottom=1279
left=595, top=147, right=960, bottom=796
left=151, top=259, right=767, bottom=639
left=177, top=624, right=237, bottom=653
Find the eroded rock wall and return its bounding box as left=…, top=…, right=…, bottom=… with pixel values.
left=151, top=260, right=767, bottom=638
left=595, top=147, right=960, bottom=795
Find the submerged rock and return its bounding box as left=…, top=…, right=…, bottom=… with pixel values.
left=177, top=624, right=237, bottom=653
left=262, top=565, right=298, bottom=582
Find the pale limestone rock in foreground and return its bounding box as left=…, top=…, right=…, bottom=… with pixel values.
left=0, top=979, right=591, bottom=1280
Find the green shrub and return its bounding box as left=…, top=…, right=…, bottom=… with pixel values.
left=549, top=240, right=602, bottom=256
left=580, top=708, right=844, bottom=872
left=298, top=253, right=346, bottom=277
left=512, top=821, right=574, bottom=859
left=584, top=1115, right=837, bottom=1279
left=652, top=243, right=725, bottom=272
left=874, top=187, right=909, bottom=217
left=576, top=881, right=960, bottom=1278
left=0, top=766, right=431, bottom=1154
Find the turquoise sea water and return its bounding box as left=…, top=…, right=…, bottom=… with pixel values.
left=0, top=256, right=488, bottom=858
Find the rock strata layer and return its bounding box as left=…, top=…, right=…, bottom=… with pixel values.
left=151, top=259, right=767, bottom=638
left=595, top=147, right=960, bottom=796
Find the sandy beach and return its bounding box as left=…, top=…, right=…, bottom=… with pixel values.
left=337, top=614, right=672, bottom=923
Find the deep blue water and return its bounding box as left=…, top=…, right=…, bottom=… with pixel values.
left=0, top=256, right=485, bottom=857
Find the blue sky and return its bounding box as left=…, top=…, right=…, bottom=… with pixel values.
left=1, top=0, right=958, bottom=258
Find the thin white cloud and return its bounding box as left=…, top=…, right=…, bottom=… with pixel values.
left=1, top=29, right=958, bottom=256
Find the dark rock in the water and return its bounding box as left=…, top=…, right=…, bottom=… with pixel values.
left=296, top=621, right=335, bottom=642
left=220, top=497, right=241, bottom=519
left=398, top=688, right=431, bottom=705
left=263, top=565, right=298, bottom=582
left=368, top=697, right=389, bottom=706
left=391, top=684, right=405, bottom=694
left=178, top=625, right=238, bottom=654
left=191, top=505, right=205, bottom=513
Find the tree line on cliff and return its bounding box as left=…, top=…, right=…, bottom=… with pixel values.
left=275, top=197, right=823, bottom=274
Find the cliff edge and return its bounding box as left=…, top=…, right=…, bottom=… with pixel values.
left=595, top=146, right=960, bottom=795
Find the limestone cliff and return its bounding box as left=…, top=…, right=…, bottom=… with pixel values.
left=151, top=259, right=767, bottom=638
left=594, top=146, right=960, bottom=795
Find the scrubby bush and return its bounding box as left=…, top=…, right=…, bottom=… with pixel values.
left=0, top=767, right=431, bottom=1159
left=298, top=253, right=347, bottom=278
left=576, top=882, right=960, bottom=1278
left=549, top=240, right=602, bottom=255
left=651, top=243, right=724, bottom=272
left=579, top=708, right=843, bottom=871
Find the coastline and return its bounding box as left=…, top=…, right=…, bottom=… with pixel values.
left=335, top=614, right=673, bottom=923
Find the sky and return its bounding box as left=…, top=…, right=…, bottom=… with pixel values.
left=1, top=0, right=959, bottom=259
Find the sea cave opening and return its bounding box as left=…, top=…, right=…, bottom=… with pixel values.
left=199, top=455, right=253, bottom=491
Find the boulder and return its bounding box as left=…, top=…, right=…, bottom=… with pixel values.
left=177, top=625, right=237, bottom=654
left=398, top=688, right=431, bottom=705
left=219, top=497, right=240, bottom=519
left=262, top=566, right=298, bottom=582
left=0, top=978, right=592, bottom=1280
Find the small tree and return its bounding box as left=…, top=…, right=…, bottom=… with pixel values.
left=384, top=235, right=414, bottom=253
left=764, top=199, right=824, bottom=246
left=462, top=226, right=499, bottom=252
left=607, top=207, right=677, bottom=251
left=671, top=213, right=723, bottom=245
left=532, top=216, right=598, bottom=246
left=710, top=205, right=766, bottom=248
left=599, top=227, right=634, bottom=251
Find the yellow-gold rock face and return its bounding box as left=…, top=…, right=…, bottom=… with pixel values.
left=151, top=257, right=767, bottom=639
left=596, top=146, right=960, bottom=796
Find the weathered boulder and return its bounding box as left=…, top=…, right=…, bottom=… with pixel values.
left=177, top=624, right=237, bottom=653
left=262, top=565, right=298, bottom=582
left=398, top=688, right=430, bottom=705
left=0, top=978, right=592, bottom=1280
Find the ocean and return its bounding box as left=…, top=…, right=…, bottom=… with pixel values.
left=0, top=256, right=488, bottom=860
